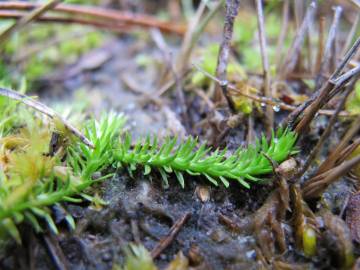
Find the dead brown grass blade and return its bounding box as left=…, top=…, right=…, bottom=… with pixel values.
left=303, top=154, right=360, bottom=199
left=0, top=1, right=185, bottom=35
left=315, top=6, right=342, bottom=89
left=256, top=0, right=273, bottom=136
left=291, top=37, right=360, bottom=133
left=296, top=77, right=357, bottom=179
left=280, top=1, right=317, bottom=78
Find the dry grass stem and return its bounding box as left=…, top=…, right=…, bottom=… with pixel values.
left=256, top=0, right=273, bottom=136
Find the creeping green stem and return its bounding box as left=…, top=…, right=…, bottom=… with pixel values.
left=114, top=129, right=297, bottom=188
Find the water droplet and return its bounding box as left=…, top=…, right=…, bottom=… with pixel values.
left=220, top=80, right=228, bottom=86
left=272, top=105, right=280, bottom=112
left=245, top=250, right=256, bottom=259
left=274, top=138, right=279, bottom=144
left=260, top=102, right=266, bottom=107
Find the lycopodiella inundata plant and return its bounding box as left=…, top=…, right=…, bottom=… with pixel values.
left=114, top=128, right=297, bottom=188
left=0, top=106, right=297, bottom=243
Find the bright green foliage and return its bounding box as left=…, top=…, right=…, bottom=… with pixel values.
left=0, top=112, right=125, bottom=243
left=345, top=82, right=360, bottom=115
left=114, top=129, right=297, bottom=189
left=0, top=79, right=28, bottom=136
left=3, top=25, right=103, bottom=82
left=68, top=112, right=127, bottom=180
left=0, top=121, right=67, bottom=243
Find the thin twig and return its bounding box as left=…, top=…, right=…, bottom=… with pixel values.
left=290, top=37, right=360, bottom=132
left=150, top=212, right=190, bottom=259
left=303, top=154, right=360, bottom=199
left=293, top=82, right=337, bottom=134
left=315, top=6, right=342, bottom=89
left=293, top=0, right=304, bottom=29
left=331, top=22, right=339, bottom=72
left=0, top=1, right=185, bottom=35
left=42, top=233, right=69, bottom=270
left=331, top=36, right=360, bottom=80
left=214, top=0, right=241, bottom=106
left=0, top=10, right=130, bottom=33
left=292, top=0, right=305, bottom=72
left=148, top=28, right=188, bottom=127
left=275, top=0, right=289, bottom=71
left=280, top=1, right=317, bottom=78
left=173, top=0, right=206, bottom=79
left=341, top=13, right=359, bottom=57
left=193, top=63, right=351, bottom=117
left=0, top=87, right=94, bottom=148
left=336, top=138, right=360, bottom=168
left=317, top=114, right=360, bottom=175
left=305, top=22, right=313, bottom=74
left=314, top=16, right=325, bottom=75
left=174, top=0, right=224, bottom=77
left=218, top=213, right=252, bottom=234
left=332, top=65, right=360, bottom=86
left=247, top=113, right=255, bottom=146
left=348, top=0, right=360, bottom=9
left=256, top=0, right=273, bottom=136
left=0, top=0, right=62, bottom=48
left=294, top=79, right=355, bottom=179
left=155, top=68, right=191, bottom=97
left=160, top=1, right=223, bottom=89
left=170, top=56, right=190, bottom=131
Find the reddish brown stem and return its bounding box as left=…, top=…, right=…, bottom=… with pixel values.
left=0, top=10, right=129, bottom=33
left=0, top=0, right=62, bottom=47
left=0, top=1, right=185, bottom=35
